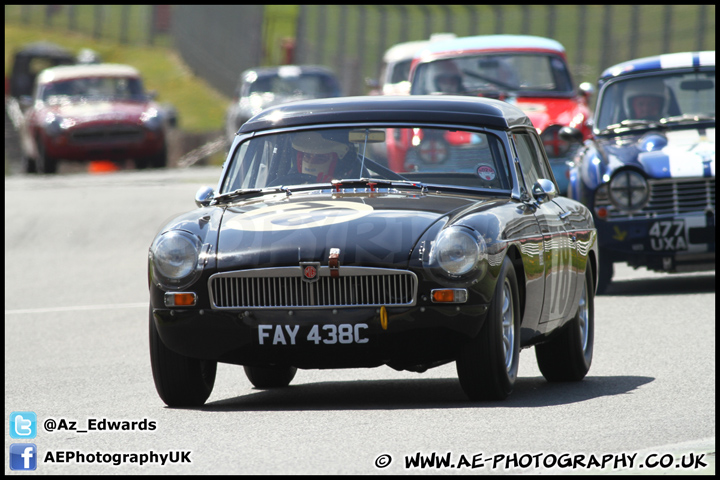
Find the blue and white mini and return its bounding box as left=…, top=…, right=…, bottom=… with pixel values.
left=563, top=51, right=715, bottom=293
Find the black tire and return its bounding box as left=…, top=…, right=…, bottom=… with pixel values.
left=36, top=140, right=57, bottom=174
left=244, top=365, right=297, bottom=389
left=137, top=147, right=167, bottom=169
left=596, top=253, right=613, bottom=295
left=535, top=266, right=594, bottom=381
left=22, top=155, right=37, bottom=174
left=456, top=256, right=520, bottom=401
left=149, top=308, right=217, bottom=407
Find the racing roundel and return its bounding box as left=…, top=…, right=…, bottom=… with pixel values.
left=419, top=139, right=448, bottom=164
left=476, top=164, right=497, bottom=181
left=225, top=200, right=374, bottom=232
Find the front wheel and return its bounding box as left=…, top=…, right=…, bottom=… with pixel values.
left=456, top=256, right=520, bottom=401
left=149, top=308, right=217, bottom=407
left=535, top=265, right=594, bottom=381
left=244, top=365, right=297, bottom=389
left=36, top=140, right=57, bottom=174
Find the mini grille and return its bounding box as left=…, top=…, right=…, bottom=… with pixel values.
left=209, top=267, right=418, bottom=309
left=596, top=178, right=715, bottom=220
left=70, top=126, right=144, bottom=144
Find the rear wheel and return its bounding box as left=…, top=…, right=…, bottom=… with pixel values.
left=456, top=256, right=520, bottom=401
left=535, top=266, right=594, bottom=381
left=149, top=308, right=217, bottom=406
left=244, top=365, right=297, bottom=389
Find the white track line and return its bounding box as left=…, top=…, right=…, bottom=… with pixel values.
left=5, top=303, right=147, bottom=315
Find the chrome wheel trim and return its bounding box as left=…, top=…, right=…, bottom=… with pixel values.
left=501, top=278, right=515, bottom=372
left=578, top=279, right=589, bottom=352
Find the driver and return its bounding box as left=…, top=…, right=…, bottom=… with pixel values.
left=292, top=131, right=351, bottom=182
left=434, top=73, right=464, bottom=94
left=623, top=78, right=668, bottom=121
left=430, top=59, right=465, bottom=94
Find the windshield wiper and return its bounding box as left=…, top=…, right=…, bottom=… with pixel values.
left=330, top=178, right=429, bottom=192
left=212, top=187, right=286, bottom=204
left=660, top=113, right=716, bottom=124
left=601, top=119, right=660, bottom=134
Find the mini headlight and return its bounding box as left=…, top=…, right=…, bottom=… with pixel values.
left=150, top=231, right=201, bottom=287
left=430, top=226, right=487, bottom=277
left=44, top=113, right=62, bottom=136
left=608, top=170, right=649, bottom=212
left=141, top=108, right=162, bottom=130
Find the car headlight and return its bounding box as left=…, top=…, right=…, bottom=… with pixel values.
left=141, top=108, right=162, bottom=130
left=44, top=113, right=62, bottom=136
left=608, top=169, right=649, bottom=212
left=429, top=226, right=487, bottom=278
left=150, top=230, right=203, bottom=289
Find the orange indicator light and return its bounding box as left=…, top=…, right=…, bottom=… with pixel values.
left=433, top=290, right=456, bottom=302
left=173, top=293, right=196, bottom=306
left=164, top=292, right=197, bottom=307
left=431, top=289, right=468, bottom=303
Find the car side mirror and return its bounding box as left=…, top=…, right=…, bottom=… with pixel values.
left=147, top=90, right=158, bottom=100
left=365, top=77, right=380, bottom=89
left=579, top=81, right=594, bottom=99
left=559, top=126, right=584, bottom=144
left=532, top=179, right=557, bottom=204
left=195, top=186, right=215, bottom=207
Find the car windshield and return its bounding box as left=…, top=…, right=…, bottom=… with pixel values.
left=247, top=74, right=339, bottom=99
left=596, top=70, right=716, bottom=132
left=411, top=53, right=574, bottom=96
left=221, top=126, right=512, bottom=194
left=40, top=76, right=146, bottom=102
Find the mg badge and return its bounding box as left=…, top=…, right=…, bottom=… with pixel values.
left=300, top=262, right=321, bottom=283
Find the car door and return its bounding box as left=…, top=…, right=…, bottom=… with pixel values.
left=512, top=131, right=576, bottom=326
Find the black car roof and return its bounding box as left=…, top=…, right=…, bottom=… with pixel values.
left=239, top=95, right=533, bottom=133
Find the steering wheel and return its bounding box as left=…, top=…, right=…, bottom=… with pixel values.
left=267, top=173, right=319, bottom=187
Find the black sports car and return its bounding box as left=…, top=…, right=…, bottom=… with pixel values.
left=149, top=95, right=599, bottom=406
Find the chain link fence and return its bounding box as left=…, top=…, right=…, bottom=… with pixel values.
left=6, top=5, right=716, bottom=98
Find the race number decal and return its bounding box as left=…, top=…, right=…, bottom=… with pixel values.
left=649, top=220, right=687, bottom=251
left=226, top=201, right=374, bottom=232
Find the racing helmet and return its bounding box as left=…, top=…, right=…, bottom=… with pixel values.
left=622, top=77, right=669, bottom=120
left=292, top=131, right=350, bottom=182
left=430, top=59, right=464, bottom=94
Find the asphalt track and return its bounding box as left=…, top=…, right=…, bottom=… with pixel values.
left=5, top=166, right=715, bottom=475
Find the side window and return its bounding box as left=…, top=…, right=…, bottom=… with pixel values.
left=512, top=132, right=542, bottom=191
left=512, top=131, right=556, bottom=193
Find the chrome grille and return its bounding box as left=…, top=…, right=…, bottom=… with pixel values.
left=596, top=178, right=715, bottom=220
left=209, top=267, right=418, bottom=309
left=70, top=125, right=144, bottom=144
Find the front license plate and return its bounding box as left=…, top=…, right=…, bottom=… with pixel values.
left=257, top=323, right=369, bottom=346
left=648, top=220, right=688, bottom=251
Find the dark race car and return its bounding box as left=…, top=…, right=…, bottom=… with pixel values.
left=562, top=51, right=715, bottom=294
left=148, top=95, right=599, bottom=406
left=224, top=65, right=343, bottom=144
left=19, top=63, right=168, bottom=173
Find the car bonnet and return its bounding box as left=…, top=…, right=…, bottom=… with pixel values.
left=215, top=191, right=500, bottom=270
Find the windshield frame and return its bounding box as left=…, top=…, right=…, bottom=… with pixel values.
left=410, top=52, right=575, bottom=97
left=218, top=122, right=517, bottom=198
left=594, top=67, right=716, bottom=134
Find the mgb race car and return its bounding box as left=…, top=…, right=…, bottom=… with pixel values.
left=149, top=95, right=598, bottom=407
left=561, top=51, right=715, bottom=294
